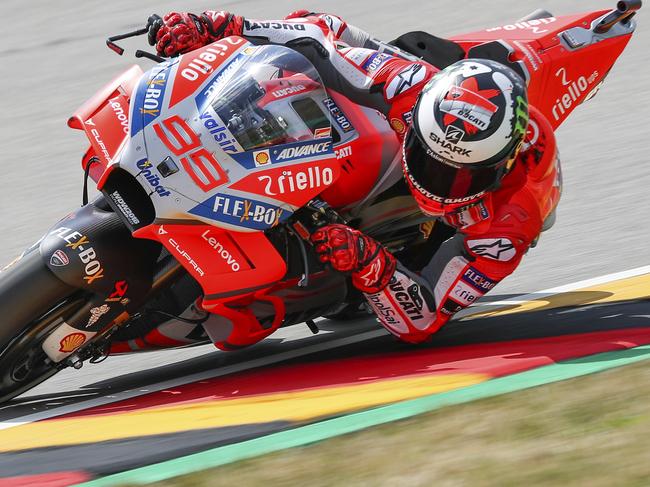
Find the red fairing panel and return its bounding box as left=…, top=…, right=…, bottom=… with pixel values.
left=133, top=223, right=287, bottom=302
left=452, top=10, right=634, bottom=129
left=68, top=65, right=143, bottom=181
left=320, top=91, right=401, bottom=209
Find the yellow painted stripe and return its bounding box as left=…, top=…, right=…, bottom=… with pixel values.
left=467, top=274, right=650, bottom=320
left=0, top=373, right=488, bottom=453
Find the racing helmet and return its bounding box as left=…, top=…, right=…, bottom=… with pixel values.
left=403, top=59, right=529, bottom=216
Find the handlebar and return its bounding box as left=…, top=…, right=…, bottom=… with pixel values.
left=595, top=0, right=642, bottom=33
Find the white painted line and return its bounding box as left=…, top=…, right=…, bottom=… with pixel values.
left=459, top=264, right=650, bottom=319
left=0, top=329, right=387, bottom=431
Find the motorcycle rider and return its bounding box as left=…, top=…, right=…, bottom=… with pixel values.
left=145, top=10, right=561, bottom=344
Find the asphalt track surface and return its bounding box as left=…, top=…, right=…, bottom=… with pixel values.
left=0, top=0, right=649, bottom=482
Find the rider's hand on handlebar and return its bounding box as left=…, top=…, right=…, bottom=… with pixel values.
left=311, top=224, right=396, bottom=294
left=147, top=11, right=242, bottom=57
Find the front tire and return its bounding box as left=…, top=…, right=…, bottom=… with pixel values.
left=0, top=249, right=81, bottom=403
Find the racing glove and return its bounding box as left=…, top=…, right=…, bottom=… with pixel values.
left=311, top=224, right=396, bottom=294
left=147, top=11, right=244, bottom=57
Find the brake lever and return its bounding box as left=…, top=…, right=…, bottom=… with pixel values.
left=106, top=27, right=166, bottom=63
left=135, top=50, right=166, bottom=63
left=106, top=27, right=148, bottom=55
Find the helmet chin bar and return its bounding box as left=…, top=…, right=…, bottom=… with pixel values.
left=402, top=163, right=486, bottom=217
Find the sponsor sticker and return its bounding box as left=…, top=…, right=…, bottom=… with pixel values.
left=137, top=159, right=171, bottom=197
left=253, top=149, right=271, bottom=167
left=367, top=291, right=409, bottom=334
left=334, top=145, right=352, bottom=160
left=230, top=159, right=338, bottom=206
left=198, top=111, right=239, bottom=154
left=343, top=47, right=373, bottom=66
left=189, top=193, right=289, bottom=231
left=131, top=68, right=169, bottom=135
left=201, top=230, right=242, bottom=272
left=170, top=37, right=247, bottom=108
left=109, top=190, right=140, bottom=225
left=462, top=267, right=497, bottom=292
left=59, top=333, right=87, bottom=353
left=323, top=98, right=354, bottom=133
left=440, top=297, right=463, bottom=316
left=362, top=52, right=391, bottom=72
left=231, top=139, right=333, bottom=170
left=440, top=85, right=499, bottom=132
left=50, top=250, right=70, bottom=267
left=276, top=141, right=331, bottom=161
left=272, top=84, right=306, bottom=98
left=168, top=238, right=205, bottom=277
left=387, top=277, right=425, bottom=321
left=109, top=96, right=129, bottom=135
left=486, top=17, right=556, bottom=34
left=390, top=118, right=406, bottom=134
left=105, top=280, right=129, bottom=305
left=314, top=127, right=332, bottom=139
left=50, top=227, right=104, bottom=284
left=87, top=304, right=110, bottom=328
left=450, top=280, right=481, bottom=306
left=195, top=54, right=246, bottom=113
left=245, top=20, right=307, bottom=31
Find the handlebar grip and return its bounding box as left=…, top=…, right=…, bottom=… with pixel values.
left=617, top=0, right=642, bottom=12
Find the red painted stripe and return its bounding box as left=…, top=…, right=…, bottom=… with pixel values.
left=1, top=471, right=91, bottom=487
left=59, top=327, right=650, bottom=419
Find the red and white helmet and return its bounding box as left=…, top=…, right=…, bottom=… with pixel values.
left=403, top=59, right=529, bottom=216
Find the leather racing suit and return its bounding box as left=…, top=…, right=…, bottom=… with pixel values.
left=168, top=10, right=562, bottom=344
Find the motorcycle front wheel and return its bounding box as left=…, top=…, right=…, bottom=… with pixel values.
left=0, top=249, right=83, bottom=404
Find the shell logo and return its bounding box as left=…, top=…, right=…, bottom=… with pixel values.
left=253, top=149, right=271, bottom=167
left=390, top=118, right=406, bottom=134
left=59, top=333, right=87, bottom=353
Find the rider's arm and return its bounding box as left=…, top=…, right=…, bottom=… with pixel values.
left=240, top=14, right=436, bottom=118
left=151, top=10, right=434, bottom=119
left=281, top=10, right=419, bottom=60
left=360, top=184, right=545, bottom=343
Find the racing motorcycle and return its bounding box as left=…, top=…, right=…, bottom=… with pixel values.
left=0, top=1, right=641, bottom=403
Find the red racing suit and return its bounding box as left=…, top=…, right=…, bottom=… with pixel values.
left=197, top=10, right=562, bottom=343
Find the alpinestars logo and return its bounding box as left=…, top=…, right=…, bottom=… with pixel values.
left=386, top=64, right=426, bottom=100
left=359, top=260, right=382, bottom=288
left=467, top=238, right=516, bottom=261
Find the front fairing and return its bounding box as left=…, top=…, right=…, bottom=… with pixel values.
left=108, top=38, right=340, bottom=234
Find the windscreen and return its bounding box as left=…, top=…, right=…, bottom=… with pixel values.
left=199, top=44, right=332, bottom=153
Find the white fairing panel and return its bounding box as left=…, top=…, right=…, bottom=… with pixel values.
left=116, top=39, right=341, bottom=232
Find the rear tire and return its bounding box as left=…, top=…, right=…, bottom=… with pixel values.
left=0, top=249, right=81, bottom=403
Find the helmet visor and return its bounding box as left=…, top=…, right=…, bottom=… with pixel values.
left=403, top=128, right=507, bottom=204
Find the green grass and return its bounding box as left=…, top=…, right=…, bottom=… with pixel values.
left=142, top=361, right=650, bottom=487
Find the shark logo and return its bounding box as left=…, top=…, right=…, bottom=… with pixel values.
left=444, top=125, right=466, bottom=144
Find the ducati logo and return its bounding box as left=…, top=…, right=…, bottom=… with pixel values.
left=50, top=250, right=70, bottom=267
left=445, top=125, right=465, bottom=144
